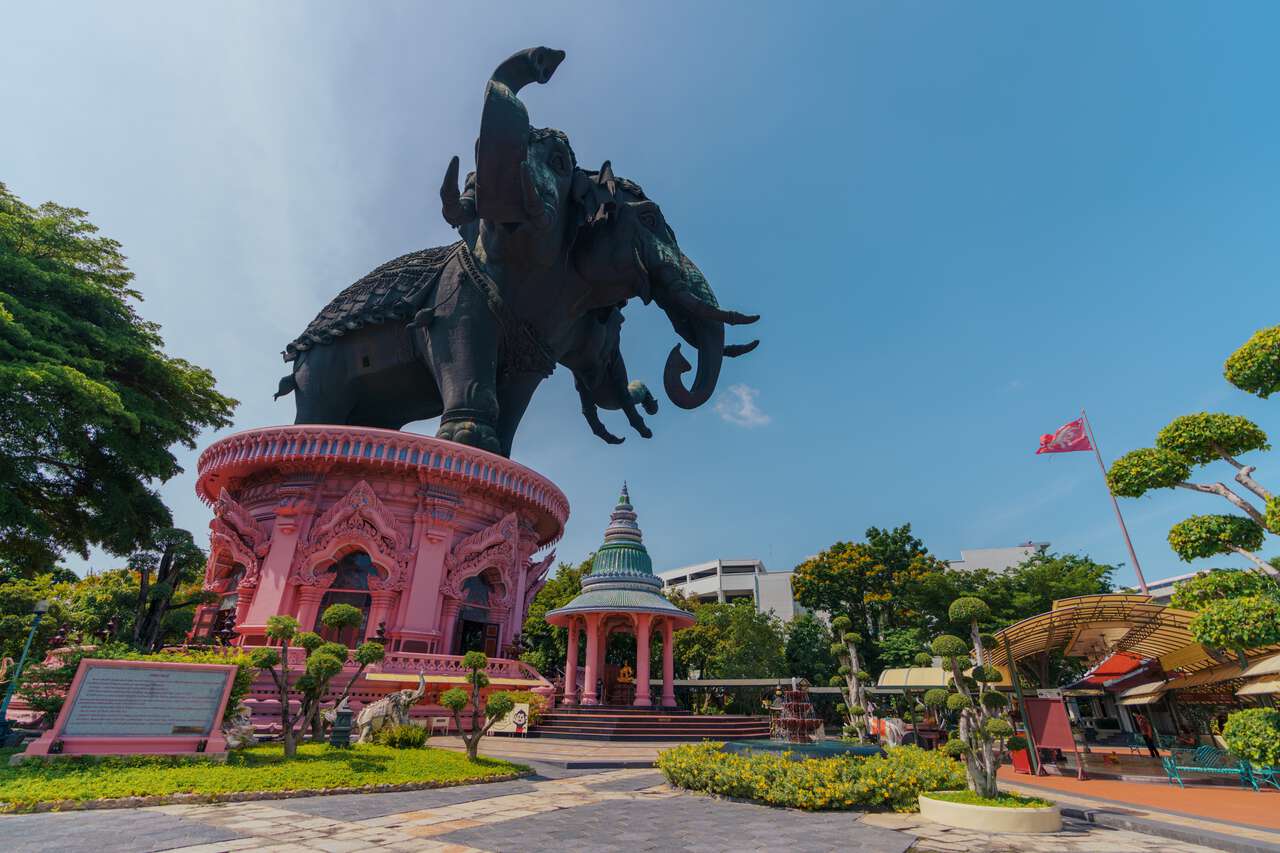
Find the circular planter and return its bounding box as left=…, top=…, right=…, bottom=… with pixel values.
left=918, top=792, right=1062, bottom=834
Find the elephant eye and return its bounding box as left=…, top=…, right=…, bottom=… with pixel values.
left=550, top=153, right=569, bottom=174
left=639, top=210, right=658, bottom=229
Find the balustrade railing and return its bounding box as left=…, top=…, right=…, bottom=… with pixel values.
left=196, top=425, right=569, bottom=532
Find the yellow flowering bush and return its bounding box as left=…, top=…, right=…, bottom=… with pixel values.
left=655, top=743, right=963, bottom=812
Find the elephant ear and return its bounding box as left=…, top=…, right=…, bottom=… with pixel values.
left=571, top=161, right=619, bottom=228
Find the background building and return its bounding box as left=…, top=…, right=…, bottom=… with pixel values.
left=657, top=559, right=805, bottom=621
left=946, top=541, right=1049, bottom=573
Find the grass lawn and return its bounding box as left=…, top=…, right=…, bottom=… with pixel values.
left=0, top=744, right=527, bottom=812
left=924, top=789, right=1053, bottom=808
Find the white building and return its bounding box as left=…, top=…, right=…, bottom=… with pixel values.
left=657, top=559, right=805, bottom=621
left=947, top=541, right=1049, bottom=573
left=1141, top=564, right=1279, bottom=605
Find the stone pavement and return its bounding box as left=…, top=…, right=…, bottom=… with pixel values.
left=0, top=766, right=1232, bottom=853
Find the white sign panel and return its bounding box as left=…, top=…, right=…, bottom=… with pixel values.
left=61, top=664, right=231, bottom=737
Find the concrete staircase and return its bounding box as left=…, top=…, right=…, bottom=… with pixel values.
left=531, top=705, right=771, bottom=742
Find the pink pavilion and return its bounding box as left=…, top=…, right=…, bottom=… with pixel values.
left=546, top=485, right=694, bottom=707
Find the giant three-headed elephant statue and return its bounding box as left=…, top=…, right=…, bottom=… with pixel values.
left=277, top=47, right=759, bottom=457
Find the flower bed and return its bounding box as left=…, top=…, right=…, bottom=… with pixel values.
left=0, top=744, right=526, bottom=813
left=656, top=742, right=964, bottom=812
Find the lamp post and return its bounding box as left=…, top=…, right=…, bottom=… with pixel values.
left=0, top=599, right=50, bottom=745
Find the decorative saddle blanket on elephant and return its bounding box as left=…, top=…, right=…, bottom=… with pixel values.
left=283, top=242, right=460, bottom=360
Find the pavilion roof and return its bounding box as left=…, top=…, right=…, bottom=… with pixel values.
left=986, top=594, right=1205, bottom=671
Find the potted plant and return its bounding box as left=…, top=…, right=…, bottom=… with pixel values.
left=917, top=597, right=1062, bottom=833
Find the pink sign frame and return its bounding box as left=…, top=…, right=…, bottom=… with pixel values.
left=23, top=658, right=237, bottom=758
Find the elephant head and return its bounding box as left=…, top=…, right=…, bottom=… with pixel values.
left=571, top=167, right=760, bottom=410
left=441, top=47, right=579, bottom=266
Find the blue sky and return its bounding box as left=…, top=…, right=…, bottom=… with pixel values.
left=4, top=2, right=1279, bottom=588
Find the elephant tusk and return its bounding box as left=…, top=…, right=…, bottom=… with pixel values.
left=724, top=340, right=760, bottom=358
left=670, top=290, right=760, bottom=326
left=440, top=156, right=475, bottom=228
left=520, top=161, right=551, bottom=229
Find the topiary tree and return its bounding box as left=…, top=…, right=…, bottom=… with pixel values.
left=1166, top=514, right=1270, bottom=570
left=289, top=605, right=358, bottom=738
left=1169, top=567, right=1280, bottom=664
left=1222, top=708, right=1280, bottom=768
left=440, top=650, right=515, bottom=761
left=252, top=614, right=300, bottom=757
left=1225, top=326, right=1280, bottom=400
left=929, top=596, right=1022, bottom=799
left=1108, top=412, right=1280, bottom=572
left=827, top=614, right=871, bottom=741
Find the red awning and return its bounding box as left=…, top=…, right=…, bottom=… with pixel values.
left=1065, top=651, right=1151, bottom=693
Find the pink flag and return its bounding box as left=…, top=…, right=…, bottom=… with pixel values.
left=1036, top=418, right=1092, bottom=454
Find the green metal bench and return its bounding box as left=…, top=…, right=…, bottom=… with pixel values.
left=1161, top=746, right=1257, bottom=790
left=1252, top=763, right=1280, bottom=791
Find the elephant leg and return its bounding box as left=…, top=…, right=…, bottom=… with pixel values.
left=496, top=372, right=548, bottom=456
left=575, top=377, right=624, bottom=445
left=610, top=356, right=652, bottom=439
left=422, top=269, right=502, bottom=453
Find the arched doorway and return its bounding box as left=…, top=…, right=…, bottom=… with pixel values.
left=316, top=551, right=377, bottom=646
left=455, top=573, right=500, bottom=656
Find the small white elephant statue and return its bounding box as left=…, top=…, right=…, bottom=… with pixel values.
left=355, top=670, right=426, bottom=743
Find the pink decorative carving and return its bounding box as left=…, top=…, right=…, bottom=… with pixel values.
left=213, top=489, right=269, bottom=556
left=204, top=489, right=268, bottom=590
left=442, top=512, right=520, bottom=608
left=291, top=480, right=412, bottom=590
left=524, top=550, right=557, bottom=611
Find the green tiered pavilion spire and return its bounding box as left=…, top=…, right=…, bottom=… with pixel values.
left=546, top=483, right=692, bottom=620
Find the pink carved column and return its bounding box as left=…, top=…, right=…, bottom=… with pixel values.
left=582, top=614, right=601, bottom=706
left=661, top=618, right=676, bottom=708
left=440, top=598, right=462, bottom=654
left=295, top=587, right=325, bottom=633
left=634, top=613, right=653, bottom=706
left=563, top=618, right=579, bottom=706
left=233, top=585, right=256, bottom=630
left=367, top=590, right=397, bottom=641
left=241, top=504, right=310, bottom=630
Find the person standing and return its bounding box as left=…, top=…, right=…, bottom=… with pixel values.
left=1134, top=712, right=1160, bottom=758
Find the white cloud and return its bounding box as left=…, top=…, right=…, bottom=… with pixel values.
left=715, top=384, right=771, bottom=428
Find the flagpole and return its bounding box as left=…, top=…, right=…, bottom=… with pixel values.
left=1081, top=409, right=1149, bottom=594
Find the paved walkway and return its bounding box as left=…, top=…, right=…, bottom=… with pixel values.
left=999, top=765, right=1280, bottom=833
left=0, top=765, right=1232, bottom=853
left=432, top=734, right=672, bottom=767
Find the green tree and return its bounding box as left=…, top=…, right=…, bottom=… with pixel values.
left=928, top=601, right=1023, bottom=799
left=0, top=183, right=236, bottom=574
left=129, top=528, right=211, bottom=652
left=1169, top=568, right=1280, bottom=658
left=440, top=651, right=515, bottom=761
left=792, top=525, right=951, bottom=642
left=675, top=599, right=785, bottom=680
left=783, top=613, right=837, bottom=683
left=971, top=552, right=1114, bottom=629
left=1225, top=326, right=1280, bottom=399
left=519, top=556, right=591, bottom=675
left=251, top=615, right=301, bottom=757
left=1108, top=412, right=1277, bottom=569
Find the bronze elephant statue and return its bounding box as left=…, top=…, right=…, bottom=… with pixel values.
left=277, top=48, right=759, bottom=457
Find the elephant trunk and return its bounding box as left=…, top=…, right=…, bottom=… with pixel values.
left=658, top=255, right=759, bottom=410
left=475, top=47, right=565, bottom=225
left=663, top=319, right=726, bottom=410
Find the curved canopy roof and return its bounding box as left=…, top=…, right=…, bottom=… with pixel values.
left=987, top=594, right=1205, bottom=671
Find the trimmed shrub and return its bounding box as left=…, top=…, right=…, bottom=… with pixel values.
left=502, top=690, right=550, bottom=726
left=655, top=743, right=964, bottom=812
left=374, top=723, right=429, bottom=749
left=1223, top=708, right=1280, bottom=767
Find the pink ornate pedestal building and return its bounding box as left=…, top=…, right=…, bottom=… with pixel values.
left=190, top=425, right=560, bottom=722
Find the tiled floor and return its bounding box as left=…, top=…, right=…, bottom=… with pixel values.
left=0, top=767, right=1234, bottom=853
